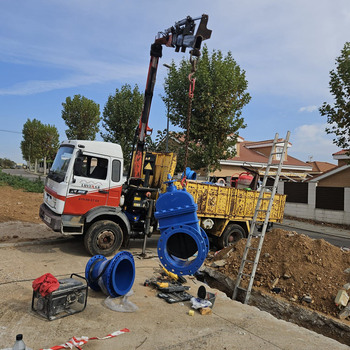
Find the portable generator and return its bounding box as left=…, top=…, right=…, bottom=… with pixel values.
left=32, top=273, right=88, bottom=320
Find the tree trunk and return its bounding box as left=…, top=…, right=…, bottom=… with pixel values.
left=44, top=157, right=47, bottom=175
left=34, top=159, right=38, bottom=173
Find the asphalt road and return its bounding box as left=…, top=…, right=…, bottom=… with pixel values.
left=2, top=168, right=45, bottom=182
left=274, top=223, right=350, bottom=248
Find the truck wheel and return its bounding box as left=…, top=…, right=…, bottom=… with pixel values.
left=84, top=220, right=123, bottom=256
left=217, top=224, right=245, bottom=249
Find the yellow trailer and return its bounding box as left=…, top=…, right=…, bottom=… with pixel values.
left=175, top=180, right=286, bottom=248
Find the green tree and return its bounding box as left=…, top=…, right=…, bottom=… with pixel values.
left=319, top=42, right=350, bottom=153
left=39, top=124, right=60, bottom=174
left=62, top=94, right=100, bottom=140
left=101, top=84, right=144, bottom=169
left=149, top=129, right=186, bottom=173
left=0, top=158, right=16, bottom=169
left=21, top=118, right=43, bottom=171
left=163, top=46, right=250, bottom=175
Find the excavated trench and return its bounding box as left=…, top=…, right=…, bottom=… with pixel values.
left=201, top=266, right=350, bottom=347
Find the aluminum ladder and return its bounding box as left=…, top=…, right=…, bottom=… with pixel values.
left=232, top=131, right=290, bottom=304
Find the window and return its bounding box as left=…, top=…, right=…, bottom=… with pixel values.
left=112, top=160, right=121, bottom=182
left=275, top=146, right=283, bottom=160
left=74, top=155, right=108, bottom=180
left=48, top=145, right=74, bottom=183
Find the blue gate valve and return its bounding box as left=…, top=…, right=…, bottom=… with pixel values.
left=155, top=177, right=209, bottom=276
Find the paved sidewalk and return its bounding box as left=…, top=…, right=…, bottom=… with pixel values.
left=281, top=218, right=350, bottom=238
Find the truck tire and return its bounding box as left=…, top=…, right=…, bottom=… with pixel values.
left=217, top=224, right=245, bottom=249
left=84, top=220, right=123, bottom=256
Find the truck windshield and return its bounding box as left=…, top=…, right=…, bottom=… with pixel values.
left=48, top=146, right=74, bottom=183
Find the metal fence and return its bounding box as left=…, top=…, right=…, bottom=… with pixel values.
left=284, top=182, right=308, bottom=204
left=316, top=186, right=344, bottom=211
left=283, top=182, right=345, bottom=211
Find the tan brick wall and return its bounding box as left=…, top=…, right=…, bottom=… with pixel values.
left=211, top=165, right=244, bottom=177
left=318, top=167, right=350, bottom=187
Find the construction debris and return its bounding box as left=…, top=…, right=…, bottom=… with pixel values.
left=199, top=307, right=212, bottom=315
left=334, top=283, right=350, bottom=319
left=339, top=304, right=350, bottom=320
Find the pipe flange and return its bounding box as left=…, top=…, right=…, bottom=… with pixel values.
left=103, top=251, right=135, bottom=297
left=85, top=254, right=106, bottom=291
left=157, top=224, right=209, bottom=275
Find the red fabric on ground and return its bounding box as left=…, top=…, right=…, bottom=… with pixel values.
left=32, top=273, right=60, bottom=297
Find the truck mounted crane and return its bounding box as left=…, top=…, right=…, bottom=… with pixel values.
left=39, top=15, right=212, bottom=256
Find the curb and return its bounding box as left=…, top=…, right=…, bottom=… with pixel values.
left=0, top=236, right=75, bottom=248
left=276, top=221, right=350, bottom=239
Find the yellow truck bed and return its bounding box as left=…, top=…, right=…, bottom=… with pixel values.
left=181, top=180, right=286, bottom=222
left=173, top=180, right=286, bottom=248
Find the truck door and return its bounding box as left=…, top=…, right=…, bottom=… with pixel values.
left=63, top=154, right=110, bottom=215
left=107, top=158, right=123, bottom=207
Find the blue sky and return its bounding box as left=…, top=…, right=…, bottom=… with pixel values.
left=1, top=0, right=349, bottom=164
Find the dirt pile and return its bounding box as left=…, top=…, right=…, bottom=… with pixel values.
left=206, top=228, right=350, bottom=318
left=0, top=185, right=62, bottom=243
left=0, top=185, right=42, bottom=224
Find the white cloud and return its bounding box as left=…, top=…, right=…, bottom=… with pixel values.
left=0, top=75, right=141, bottom=96
left=298, top=105, right=318, bottom=113
left=0, top=42, right=147, bottom=96
left=209, top=1, right=349, bottom=99
left=291, top=123, right=339, bottom=163
left=1, top=0, right=349, bottom=100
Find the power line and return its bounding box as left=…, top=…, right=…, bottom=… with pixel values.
left=0, top=129, right=21, bottom=134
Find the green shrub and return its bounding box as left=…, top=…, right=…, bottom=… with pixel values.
left=0, top=170, right=44, bottom=193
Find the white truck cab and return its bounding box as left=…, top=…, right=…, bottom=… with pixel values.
left=39, top=140, right=130, bottom=255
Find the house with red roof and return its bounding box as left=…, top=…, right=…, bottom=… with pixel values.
left=162, top=132, right=339, bottom=183
left=305, top=161, right=337, bottom=177
left=283, top=150, right=349, bottom=225
left=309, top=150, right=350, bottom=187
left=332, top=150, right=350, bottom=167
left=209, top=136, right=313, bottom=183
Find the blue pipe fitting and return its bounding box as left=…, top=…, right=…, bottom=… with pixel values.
left=85, top=251, right=135, bottom=297
left=182, top=167, right=197, bottom=180
left=155, top=180, right=209, bottom=275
